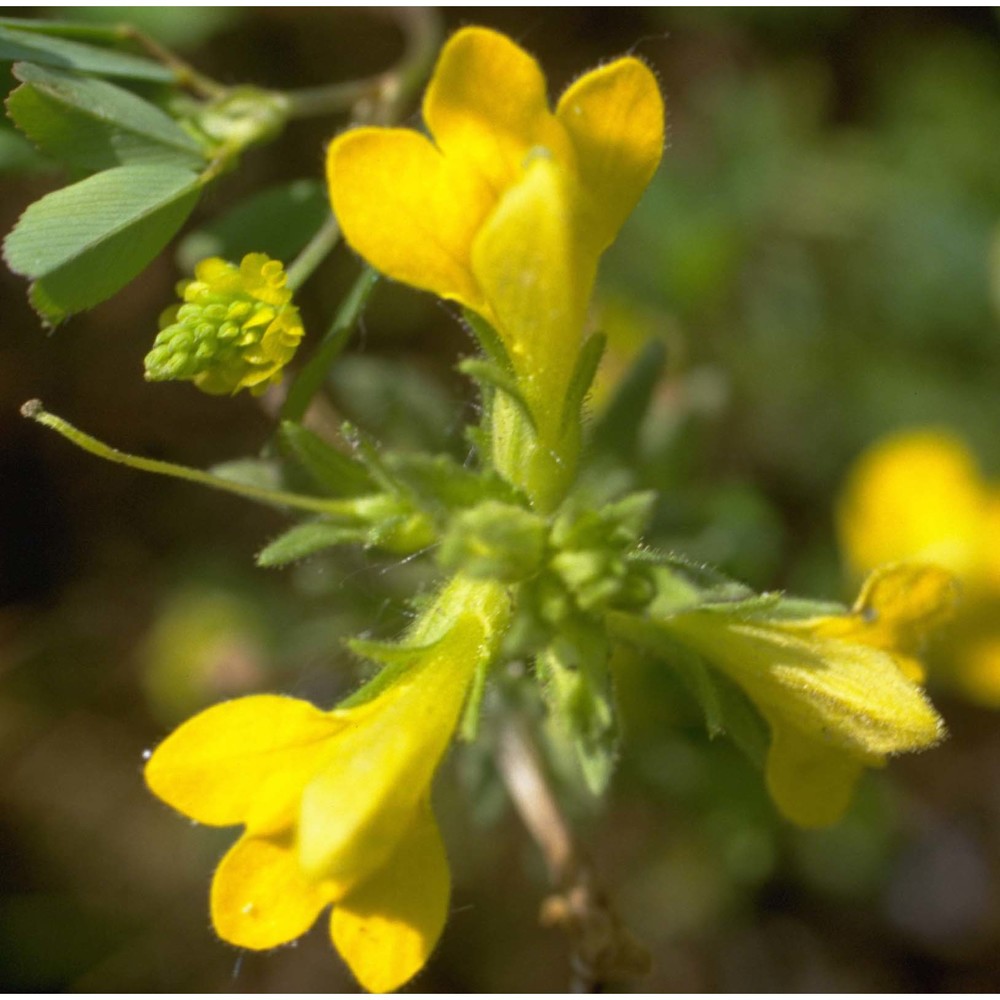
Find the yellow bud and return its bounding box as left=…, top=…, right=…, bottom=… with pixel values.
left=144, top=253, right=304, bottom=396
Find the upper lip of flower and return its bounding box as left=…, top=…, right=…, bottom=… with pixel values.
left=325, top=27, right=665, bottom=431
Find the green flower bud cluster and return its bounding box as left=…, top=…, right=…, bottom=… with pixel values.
left=438, top=492, right=657, bottom=630
left=145, top=253, right=304, bottom=396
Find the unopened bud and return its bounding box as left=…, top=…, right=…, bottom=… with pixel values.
left=145, top=253, right=304, bottom=396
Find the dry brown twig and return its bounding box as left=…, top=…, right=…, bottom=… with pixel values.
left=495, top=714, right=651, bottom=992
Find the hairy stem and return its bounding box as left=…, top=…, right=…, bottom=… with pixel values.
left=21, top=401, right=356, bottom=517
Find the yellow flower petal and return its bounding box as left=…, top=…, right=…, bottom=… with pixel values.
left=806, top=563, right=960, bottom=683
left=331, top=802, right=450, bottom=993
left=958, top=634, right=1000, bottom=707
left=326, top=127, right=493, bottom=310
left=298, top=618, right=483, bottom=885
left=556, top=56, right=665, bottom=252
left=472, top=152, right=594, bottom=432
left=211, top=833, right=337, bottom=950
left=701, top=620, right=943, bottom=758
left=765, top=720, right=870, bottom=828
left=423, top=27, right=572, bottom=197
left=659, top=581, right=947, bottom=826
left=145, top=694, right=344, bottom=833
left=838, top=430, right=984, bottom=577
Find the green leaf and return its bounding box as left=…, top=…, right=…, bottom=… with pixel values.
left=176, top=180, right=330, bottom=271
left=7, top=62, right=206, bottom=172
left=3, top=163, right=201, bottom=323
left=538, top=634, right=618, bottom=796
left=383, top=451, right=520, bottom=513
left=256, top=520, right=366, bottom=567
left=0, top=22, right=175, bottom=81
left=0, top=119, right=51, bottom=173
left=588, top=337, right=667, bottom=459
left=278, top=422, right=374, bottom=498
left=208, top=458, right=283, bottom=493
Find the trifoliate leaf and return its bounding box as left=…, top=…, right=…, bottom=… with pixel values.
left=0, top=21, right=175, bottom=81
left=4, top=162, right=201, bottom=323
left=8, top=62, right=206, bottom=172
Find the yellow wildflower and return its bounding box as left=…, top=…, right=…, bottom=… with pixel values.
left=839, top=429, right=1000, bottom=705
left=660, top=565, right=950, bottom=827
left=145, top=577, right=509, bottom=992
left=145, top=253, right=304, bottom=396
left=327, top=27, right=664, bottom=508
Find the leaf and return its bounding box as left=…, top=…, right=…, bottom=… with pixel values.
left=382, top=451, right=520, bottom=513
left=538, top=635, right=618, bottom=796
left=0, top=21, right=175, bottom=81
left=278, top=421, right=374, bottom=498
left=7, top=62, right=206, bottom=172
left=257, top=520, right=366, bottom=568
left=588, top=337, right=667, bottom=459
left=209, top=458, right=284, bottom=493
left=3, top=162, right=201, bottom=323
left=177, top=180, right=330, bottom=271
left=0, top=119, right=51, bottom=174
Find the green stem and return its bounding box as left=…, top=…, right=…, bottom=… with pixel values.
left=282, top=8, right=442, bottom=121
left=22, top=400, right=350, bottom=516
left=280, top=266, right=378, bottom=424
left=285, top=214, right=341, bottom=292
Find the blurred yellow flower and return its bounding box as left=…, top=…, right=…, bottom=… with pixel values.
left=839, top=429, right=1000, bottom=705
left=146, top=577, right=509, bottom=992
left=145, top=253, right=304, bottom=396
left=327, top=27, right=664, bottom=506
left=663, top=564, right=951, bottom=827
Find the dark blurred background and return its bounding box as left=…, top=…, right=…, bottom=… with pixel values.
left=2, top=7, right=999, bottom=991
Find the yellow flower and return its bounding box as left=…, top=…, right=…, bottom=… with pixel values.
left=145, top=577, right=509, bottom=992
left=145, top=253, right=304, bottom=396
left=659, top=565, right=952, bottom=827
left=327, top=27, right=664, bottom=508
left=838, top=429, right=1000, bottom=705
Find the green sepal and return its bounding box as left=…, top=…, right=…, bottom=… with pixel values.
left=256, top=520, right=368, bottom=567
left=560, top=330, right=606, bottom=434
left=278, top=421, right=374, bottom=498
left=7, top=62, right=206, bottom=173
left=457, top=358, right=537, bottom=433
left=459, top=655, right=491, bottom=743
left=588, top=337, right=667, bottom=460
left=605, top=608, right=769, bottom=768
left=462, top=308, right=515, bottom=374
left=341, top=634, right=443, bottom=709
left=3, top=162, right=201, bottom=324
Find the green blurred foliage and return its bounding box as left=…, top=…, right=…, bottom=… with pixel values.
left=2, top=7, right=1000, bottom=993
